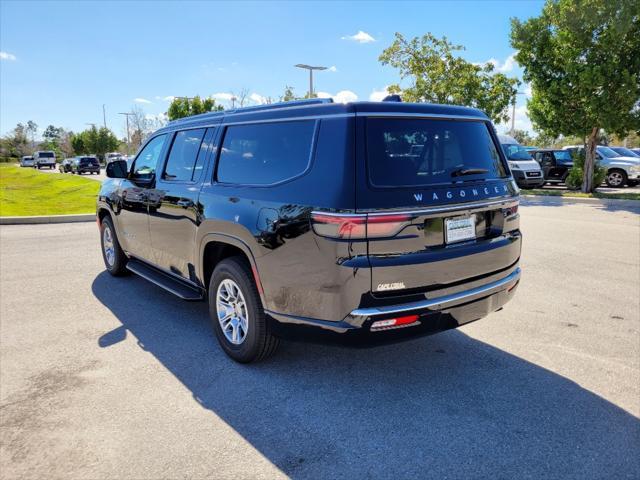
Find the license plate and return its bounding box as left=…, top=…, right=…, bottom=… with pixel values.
left=527, top=171, right=541, bottom=177
left=445, top=216, right=476, bottom=244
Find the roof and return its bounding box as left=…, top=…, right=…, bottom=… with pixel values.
left=528, top=148, right=566, bottom=152
left=157, top=98, right=490, bottom=133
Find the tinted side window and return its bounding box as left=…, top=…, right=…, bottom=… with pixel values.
left=217, top=121, right=315, bottom=185
left=163, top=128, right=206, bottom=182
left=133, top=134, right=167, bottom=179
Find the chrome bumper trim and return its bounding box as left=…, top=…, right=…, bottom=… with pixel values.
left=351, top=268, right=521, bottom=317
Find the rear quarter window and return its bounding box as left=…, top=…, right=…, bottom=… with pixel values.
left=367, top=118, right=507, bottom=188
left=216, top=120, right=316, bottom=185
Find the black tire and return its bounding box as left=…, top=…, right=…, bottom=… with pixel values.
left=605, top=169, right=627, bottom=188
left=208, top=257, right=279, bottom=363
left=100, top=216, right=129, bottom=276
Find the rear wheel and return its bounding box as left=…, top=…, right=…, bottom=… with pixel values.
left=100, top=216, right=128, bottom=276
left=606, top=169, right=627, bottom=188
left=208, top=257, right=279, bottom=363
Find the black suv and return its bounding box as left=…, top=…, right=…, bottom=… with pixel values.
left=98, top=99, right=522, bottom=362
left=530, top=149, right=574, bottom=184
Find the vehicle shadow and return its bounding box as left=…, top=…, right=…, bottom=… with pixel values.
left=92, top=272, right=640, bottom=478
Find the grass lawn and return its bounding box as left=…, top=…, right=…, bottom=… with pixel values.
left=525, top=188, right=640, bottom=201
left=0, top=164, right=100, bottom=216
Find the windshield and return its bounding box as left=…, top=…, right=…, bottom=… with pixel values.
left=597, top=146, right=621, bottom=158
left=610, top=147, right=639, bottom=158
left=502, top=144, right=533, bottom=160
left=367, top=118, right=507, bottom=187
left=38, top=152, right=54, bottom=158
left=554, top=151, right=573, bottom=162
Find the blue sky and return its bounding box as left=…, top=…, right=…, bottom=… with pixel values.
left=0, top=0, right=544, bottom=138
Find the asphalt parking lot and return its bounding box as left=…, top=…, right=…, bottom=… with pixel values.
left=1, top=198, right=639, bottom=479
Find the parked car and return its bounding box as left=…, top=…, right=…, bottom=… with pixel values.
left=98, top=98, right=521, bottom=362
left=72, top=156, right=101, bottom=175
left=33, top=150, right=56, bottom=169
left=498, top=134, right=545, bottom=188
left=563, top=145, right=640, bottom=187
left=105, top=152, right=124, bottom=164
left=609, top=146, right=640, bottom=158
left=19, top=155, right=35, bottom=167
left=59, top=158, right=74, bottom=173
left=529, top=149, right=574, bottom=184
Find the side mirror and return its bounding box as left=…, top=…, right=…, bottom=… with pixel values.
left=106, top=160, right=128, bottom=178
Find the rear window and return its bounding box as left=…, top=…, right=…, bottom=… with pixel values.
left=80, top=157, right=98, bottom=164
left=367, top=118, right=507, bottom=187
left=217, top=121, right=315, bottom=185
left=37, top=152, right=54, bottom=158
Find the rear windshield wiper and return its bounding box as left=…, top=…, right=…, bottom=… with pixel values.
left=451, top=168, right=489, bottom=177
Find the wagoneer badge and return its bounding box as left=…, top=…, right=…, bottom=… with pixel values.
left=377, top=282, right=406, bottom=291
left=413, top=183, right=512, bottom=203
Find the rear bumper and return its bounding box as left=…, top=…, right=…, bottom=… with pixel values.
left=267, top=266, right=520, bottom=343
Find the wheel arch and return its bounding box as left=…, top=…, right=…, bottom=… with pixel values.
left=199, top=234, right=265, bottom=303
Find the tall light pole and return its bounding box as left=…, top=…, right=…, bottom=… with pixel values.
left=118, top=112, right=134, bottom=154
left=510, top=91, right=526, bottom=136
left=294, top=64, right=327, bottom=98
left=102, top=104, right=107, bottom=129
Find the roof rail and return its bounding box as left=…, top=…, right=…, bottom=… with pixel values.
left=168, top=97, right=334, bottom=125
left=225, top=97, right=333, bottom=115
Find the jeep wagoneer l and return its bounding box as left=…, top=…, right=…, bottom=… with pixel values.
left=97, top=98, right=522, bottom=362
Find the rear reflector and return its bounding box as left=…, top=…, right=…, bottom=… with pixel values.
left=311, top=212, right=411, bottom=239
left=370, top=314, right=419, bottom=331
left=502, top=203, right=519, bottom=218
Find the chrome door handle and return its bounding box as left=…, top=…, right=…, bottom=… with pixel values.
left=177, top=200, right=192, bottom=208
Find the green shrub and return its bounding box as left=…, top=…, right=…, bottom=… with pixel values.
left=565, top=149, right=606, bottom=190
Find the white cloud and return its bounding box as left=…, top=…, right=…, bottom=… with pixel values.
left=328, top=65, right=337, bottom=72
left=155, top=95, right=175, bottom=102
left=341, top=30, right=375, bottom=43
left=317, top=90, right=358, bottom=103
left=481, top=52, right=518, bottom=73
left=134, top=97, right=152, bottom=104
left=0, top=51, right=17, bottom=61
left=497, top=104, right=533, bottom=135
left=250, top=93, right=267, bottom=105
left=369, top=86, right=392, bottom=102
left=211, top=92, right=234, bottom=102
left=524, top=83, right=533, bottom=98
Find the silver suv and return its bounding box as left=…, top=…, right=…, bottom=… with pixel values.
left=563, top=145, right=640, bottom=187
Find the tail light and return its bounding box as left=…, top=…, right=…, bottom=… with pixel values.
left=311, top=212, right=411, bottom=239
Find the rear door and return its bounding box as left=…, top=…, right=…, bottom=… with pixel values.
left=355, top=113, right=520, bottom=295
left=148, top=127, right=216, bottom=280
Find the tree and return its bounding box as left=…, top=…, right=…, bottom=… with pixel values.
left=511, top=129, right=534, bottom=146
left=26, top=120, right=38, bottom=147
left=511, top=0, right=640, bottom=192
left=281, top=85, right=297, bottom=102
left=69, top=126, right=120, bottom=160
left=0, top=123, right=29, bottom=158
left=379, top=33, right=520, bottom=123
left=42, top=125, right=64, bottom=143
left=167, top=95, right=223, bottom=121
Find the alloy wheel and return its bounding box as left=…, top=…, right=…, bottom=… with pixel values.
left=216, top=279, right=249, bottom=345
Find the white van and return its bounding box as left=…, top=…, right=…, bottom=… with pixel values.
left=33, top=151, right=57, bottom=169
left=498, top=134, right=544, bottom=188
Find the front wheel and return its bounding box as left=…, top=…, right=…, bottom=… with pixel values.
left=100, top=216, right=128, bottom=276
left=209, top=257, right=279, bottom=363
left=606, top=169, right=627, bottom=188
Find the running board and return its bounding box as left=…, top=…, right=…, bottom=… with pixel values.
left=126, top=259, right=204, bottom=301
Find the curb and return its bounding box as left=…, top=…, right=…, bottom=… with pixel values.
left=0, top=214, right=96, bottom=225
left=521, top=194, right=640, bottom=210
